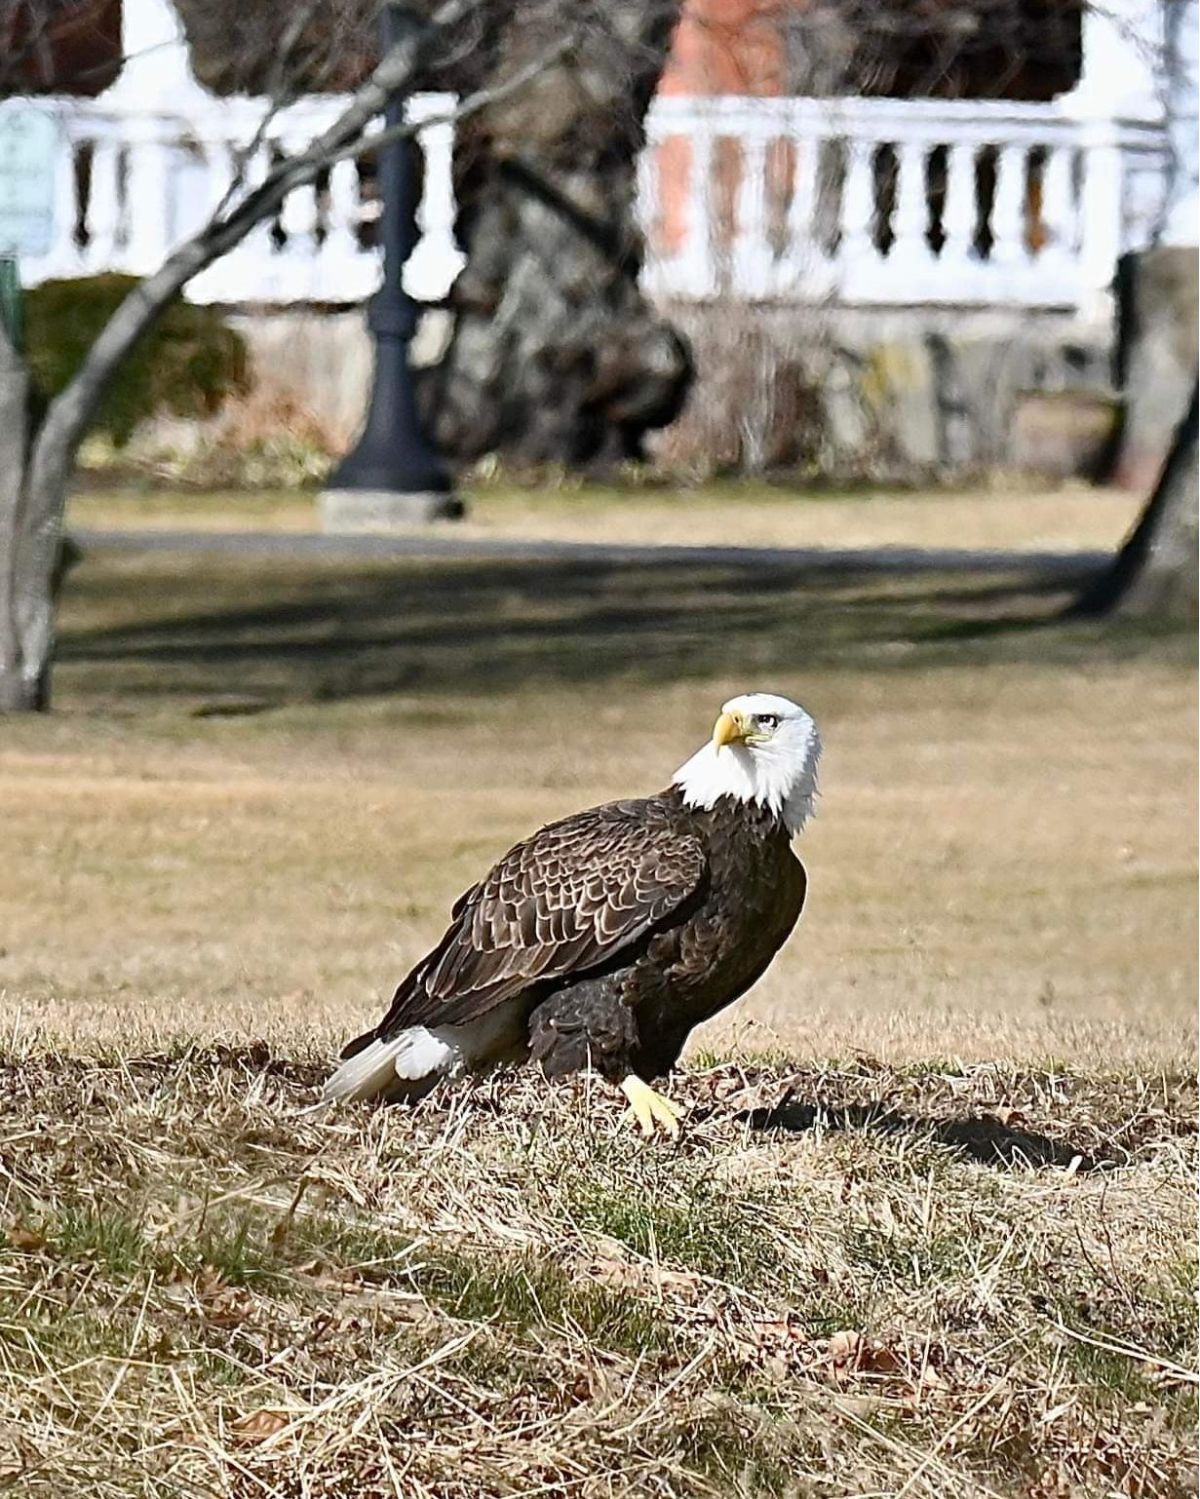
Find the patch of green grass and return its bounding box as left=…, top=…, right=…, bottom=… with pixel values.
left=1066, top=1314, right=1196, bottom=1415
left=1060, top=1335, right=1174, bottom=1406
left=282, top=1215, right=420, bottom=1279
left=187, top=1347, right=262, bottom=1388
left=11, top=1195, right=419, bottom=1295
left=0, top=1305, right=134, bottom=1366
left=196, top=1210, right=278, bottom=1285
left=689, top=1046, right=799, bottom=1072
left=413, top=1244, right=676, bottom=1359
left=843, top=1220, right=975, bottom=1290
left=1025, top=1266, right=1199, bottom=1430
left=566, top=1168, right=783, bottom=1287
left=25, top=1190, right=683, bottom=1365
left=43, top=1201, right=152, bottom=1276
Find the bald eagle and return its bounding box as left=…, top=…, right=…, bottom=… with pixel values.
left=322, top=693, right=820, bottom=1135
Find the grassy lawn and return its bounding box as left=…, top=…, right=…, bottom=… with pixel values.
left=67, top=477, right=1146, bottom=554
left=0, top=518, right=1194, bottom=1497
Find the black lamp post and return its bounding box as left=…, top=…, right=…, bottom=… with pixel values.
left=320, top=3, right=462, bottom=527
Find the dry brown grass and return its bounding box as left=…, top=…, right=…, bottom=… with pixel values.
left=2, top=549, right=1193, bottom=1068
left=0, top=528, right=1195, bottom=1496
left=0, top=1053, right=1194, bottom=1498
left=68, top=478, right=1145, bottom=554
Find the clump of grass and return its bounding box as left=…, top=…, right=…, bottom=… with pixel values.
left=411, top=1243, right=677, bottom=1358
left=0, top=1050, right=1194, bottom=1498
left=42, top=1200, right=151, bottom=1275
left=566, top=1164, right=784, bottom=1286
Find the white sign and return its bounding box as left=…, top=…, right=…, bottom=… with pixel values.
left=0, top=106, right=60, bottom=258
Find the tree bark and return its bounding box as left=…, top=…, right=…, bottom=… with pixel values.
left=0, top=320, right=33, bottom=710
left=1111, top=246, right=1199, bottom=490
left=1, top=0, right=474, bottom=712
left=1073, top=379, right=1199, bottom=621
left=426, top=0, right=693, bottom=469
left=169, top=0, right=694, bottom=469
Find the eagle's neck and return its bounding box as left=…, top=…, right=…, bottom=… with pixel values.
left=671, top=733, right=819, bottom=836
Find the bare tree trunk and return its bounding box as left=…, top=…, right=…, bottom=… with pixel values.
left=0, top=0, right=476, bottom=712
left=0, top=320, right=34, bottom=711
left=427, top=0, right=692, bottom=468
left=1073, top=379, right=1199, bottom=621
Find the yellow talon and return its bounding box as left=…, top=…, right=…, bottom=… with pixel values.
left=620, top=1075, right=683, bottom=1139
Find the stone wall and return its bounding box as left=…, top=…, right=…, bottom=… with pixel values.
left=225, top=302, right=1119, bottom=482
left=647, top=303, right=1117, bottom=480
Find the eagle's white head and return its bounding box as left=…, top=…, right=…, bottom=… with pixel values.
left=672, top=692, right=820, bottom=835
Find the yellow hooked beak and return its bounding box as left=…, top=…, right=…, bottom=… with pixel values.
left=712, top=709, right=750, bottom=750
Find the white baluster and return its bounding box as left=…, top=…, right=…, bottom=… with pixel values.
left=121, top=123, right=175, bottom=274
left=888, top=140, right=934, bottom=277
left=200, top=128, right=235, bottom=226
left=732, top=131, right=770, bottom=297
left=836, top=137, right=876, bottom=298
left=635, top=141, right=663, bottom=295
left=278, top=177, right=318, bottom=246
left=1036, top=143, right=1076, bottom=260
left=404, top=115, right=465, bottom=302
left=1076, top=120, right=1123, bottom=317
left=320, top=154, right=376, bottom=300
left=168, top=139, right=213, bottom=247
left=989, top=142, right=1029, bottom=273
left=192, top=138, right=269, bottom=303
left=81, top=135, right=123, bottom=274
left=841, top=140, right=875, bottom=254
left=778, top=133, right=825, bottom=297
left=941, top=141, right=978, bottom=269
left=274, top=141, right=319, bottom=302
left=684, top=120, right=715, bottom=298
left=635, top=140, right=659, bottom=242
left=1038, top=141, right=1082, bottom=307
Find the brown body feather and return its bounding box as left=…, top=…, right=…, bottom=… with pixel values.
left=342, top=788, right=806, bottom=1082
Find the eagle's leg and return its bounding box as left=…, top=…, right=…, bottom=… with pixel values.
left=530, top=976, right=683, bottom=1138
left=619, top=1075, right=683, bottom=1139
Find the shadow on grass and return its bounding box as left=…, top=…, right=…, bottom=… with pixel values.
left=54, top=550, right=1170, bottom=708
left=737, top=1095, right=1103, bottom=1171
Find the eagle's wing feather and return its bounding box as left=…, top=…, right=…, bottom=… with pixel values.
left=369, top=800, right=705, bottom=1039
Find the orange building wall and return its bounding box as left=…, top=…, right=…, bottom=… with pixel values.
left=660, top=0, right=791, bottom=97
left=653, top=1, right=794, bottom=262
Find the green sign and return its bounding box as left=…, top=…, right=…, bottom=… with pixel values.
left=0, top=104, right=59, bottom=258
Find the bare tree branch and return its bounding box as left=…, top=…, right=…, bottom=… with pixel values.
left=209, top=0, right=332, bottom=220
left=12, top=0, right=581, bottom=694
left=14, top=0, right=469, bottom=688
left=322, top=35, right=574, bottom=171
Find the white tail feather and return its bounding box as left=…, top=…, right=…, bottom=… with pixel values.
left=321, top=1036, right=408, bottom=1104
left=319, top=1028, right=459, bottom=1107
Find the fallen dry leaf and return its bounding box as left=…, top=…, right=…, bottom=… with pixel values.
left=584, top=1255, right=643, bottom=1291
left=231, top=1409, right=288, bottom=1445
left=827, top=1329, right=862, bottom=1366
left=6, top=1225, right=46, bottom=1252
left=827, top=1330, right=906, bottom=1378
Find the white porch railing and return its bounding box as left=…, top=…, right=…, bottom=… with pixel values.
left=14, top=90, right=1167, bottom=314
left=14, top=93, right=462, bottom=305
left=640, top=95, right=1166, bottom=309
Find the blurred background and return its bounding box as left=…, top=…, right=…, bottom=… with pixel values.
left=0, top=0, right=1195, bottom=1067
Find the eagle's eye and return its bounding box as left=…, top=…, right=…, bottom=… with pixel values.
left=756, top=713, right=780, bottom=731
